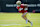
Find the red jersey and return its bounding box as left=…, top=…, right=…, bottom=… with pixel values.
left=16, top=4, right=28, bottom=13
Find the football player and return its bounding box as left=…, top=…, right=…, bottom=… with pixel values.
left=16, top=1, right=33, bottom=26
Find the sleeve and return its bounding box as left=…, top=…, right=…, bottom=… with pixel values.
left=16, top=6, right=20, bottom=9
left=24, top=8, right=28, bottom=12
left=16, top=6, right=21, bottom=12
left=24, top=8, right=28, bottom=11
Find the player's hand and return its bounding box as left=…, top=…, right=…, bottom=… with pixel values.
left=18, top=9, right=21, bottom=11
left=18, top=8, right=23, bottom=11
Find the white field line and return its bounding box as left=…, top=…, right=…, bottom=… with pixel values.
left=0, top=24, right=22, bottom=26
left=0, top=24, right=40, bottom=26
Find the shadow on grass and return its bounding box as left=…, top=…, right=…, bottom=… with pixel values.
left=25, top=26, right=30, bottom=27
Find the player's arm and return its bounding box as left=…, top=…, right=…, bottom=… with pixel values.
left=18, top=9, right=21, bottom=12
left=24, top=4, right=28, bottom=11
left=17, top=9, right=21, bottom=11
left=16, top=7, right=22, bottom=12
left=16, top=7, right=21, bottom=11
left=24, top=4, right=31, bottom=15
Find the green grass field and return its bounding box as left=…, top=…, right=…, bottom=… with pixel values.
left=0, top=13, right=40, bottom=27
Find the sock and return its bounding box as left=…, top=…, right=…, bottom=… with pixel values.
left=30, top=22, right=33, bottom=26
left=26, top=20, right=28, bottom=24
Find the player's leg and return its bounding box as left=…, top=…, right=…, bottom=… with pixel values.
left=24, top=13, right=31, bottom=23
left=28, top=20, right=33, bottom=26
left=22, top=12, right=27, bottom=20
left=25, top=13, right=33, bottom=26
left=22, top=12, right=28, bottom=24
left=24, top=12, right=31, bottom=23
left=24, top=12, right=33, bottom=26
left=22, top=12, right=33, bottom=26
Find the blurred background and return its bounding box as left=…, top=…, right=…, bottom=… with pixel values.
left=0, top=0, right=40, bottom=27
left=0, top=0, right=40, bottom=13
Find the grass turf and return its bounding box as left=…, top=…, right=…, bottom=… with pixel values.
left=0, top=13, right=40, bottom=27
